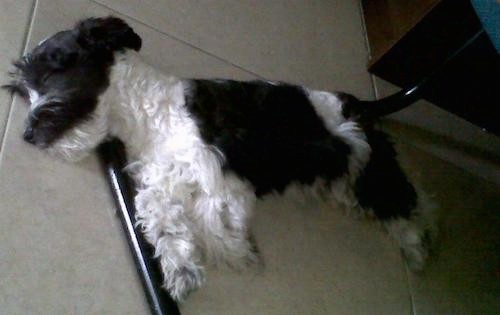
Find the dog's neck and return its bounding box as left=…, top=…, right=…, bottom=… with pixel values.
left=100, top=51, right=199, bottom=160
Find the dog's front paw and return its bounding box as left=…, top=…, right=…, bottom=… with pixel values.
left=402, top=228, right=435, bottom=271
left=402, top=241, right=429, bottom=271
left=164, top=265, right=205, bottom=301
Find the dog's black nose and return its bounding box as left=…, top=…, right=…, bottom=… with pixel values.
left=23, top=127, right=35, bottom=143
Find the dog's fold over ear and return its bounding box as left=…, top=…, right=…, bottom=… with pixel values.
left=75, top=16, right=142, bottom=53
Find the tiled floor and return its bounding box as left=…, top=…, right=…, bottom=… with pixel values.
left=0, top=1, right=498, bottom=314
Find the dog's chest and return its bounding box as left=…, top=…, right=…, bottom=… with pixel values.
left=125, top=108, right=225, bottom=200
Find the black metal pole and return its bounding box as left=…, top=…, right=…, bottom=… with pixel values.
left=98, top=139, right=180, bottom=315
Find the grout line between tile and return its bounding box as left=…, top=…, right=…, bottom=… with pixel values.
left=357, top=0, right=372, bottom=61
left=370, top=75, right=380, bottom=100
left=90, top=0, right=266, bottom=80
left=0, top=0, right=38, bottom=154
left=356, top=0, right=379, bottom=100
left=404, top=262, right=418, bottom=315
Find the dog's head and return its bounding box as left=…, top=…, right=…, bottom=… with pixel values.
left=3, top=16, right=141, bottom=160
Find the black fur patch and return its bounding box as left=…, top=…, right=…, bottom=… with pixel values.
left=185, top=79, right=351, bottom=195
left=354, top=130, right=417, bottom=219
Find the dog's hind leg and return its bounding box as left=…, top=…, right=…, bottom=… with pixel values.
left=383, top=191, right=437, bottom=270
left=193, top=172, right=259, bottom=269
left=134, top=186, right=204, bottom=301
left=354, top=130, right=437, bottom=270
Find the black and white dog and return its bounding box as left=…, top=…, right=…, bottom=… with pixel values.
left=4, top=17, right=436, bottom=301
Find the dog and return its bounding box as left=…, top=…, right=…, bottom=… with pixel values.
left=4, top=17, right=436, bottom=301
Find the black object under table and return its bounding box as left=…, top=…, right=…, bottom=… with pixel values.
left=98, top=139, right=180, bottom=315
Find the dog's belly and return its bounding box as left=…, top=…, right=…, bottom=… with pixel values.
left=184, top=79, right=352, bottom=195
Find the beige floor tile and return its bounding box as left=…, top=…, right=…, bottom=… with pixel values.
left=93, top=0, right=374, bottom=98
left=0, top=0, right=34, bottom=148
left=395, top=142, right=500, bottom=315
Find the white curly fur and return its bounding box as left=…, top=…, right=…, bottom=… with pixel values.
left=308, top=90, right=371, bottom=211
left=46, top=50, right=435, bottom=299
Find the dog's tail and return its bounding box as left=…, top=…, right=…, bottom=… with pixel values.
left=345, top=29, right=482, bottom=121
left=342, top=82, right=424, bottom=121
